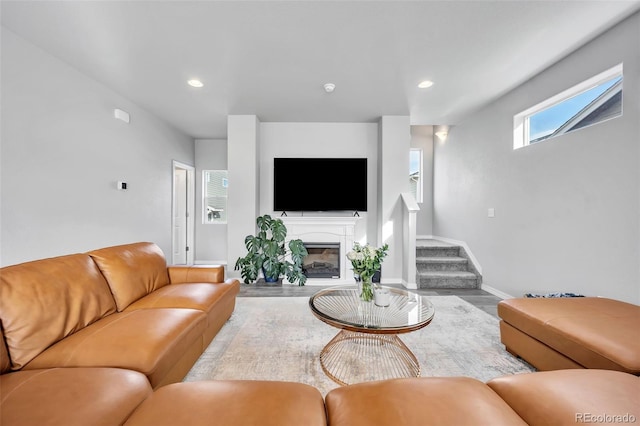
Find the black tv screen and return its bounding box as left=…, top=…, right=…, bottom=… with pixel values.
left=274, top=158, right=367, bottom=212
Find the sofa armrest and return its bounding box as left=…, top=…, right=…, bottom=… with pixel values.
left=167, top=265, right=226, bottom=284
left=487, top=369, right=640, bottom=426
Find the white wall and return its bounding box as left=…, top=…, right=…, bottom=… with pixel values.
left=433, top=12, right=640, bottom=303
left=258, top=122, right=379, bottom=245
left=0, top=28, right=194, bottom=266
left=194, top=139, right=228, bottom=263
left=228, top=120, right=416, bottom=284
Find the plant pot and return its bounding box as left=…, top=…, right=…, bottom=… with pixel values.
left=256, top=277, right=283, bottom=287
left=262, top=268, right=279, bottom=283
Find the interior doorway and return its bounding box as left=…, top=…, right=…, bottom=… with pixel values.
left=172, top=160, right=195, bottom=265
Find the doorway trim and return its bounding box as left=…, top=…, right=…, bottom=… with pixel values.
left=172, top=160, right=195, bottom=265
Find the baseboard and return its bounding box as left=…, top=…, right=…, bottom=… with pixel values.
left=481, top=283, right=515, bottom=300
left=195, top=260, right=228, bottom=266
left=400, top=278, right=418, bottom=290
left=381, top=277, right=404, bottom=286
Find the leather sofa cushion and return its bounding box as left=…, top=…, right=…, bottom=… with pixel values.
left=488, top=369, right=640, bottom=426
left=125, top=280, right=239, bottom=349
left=124, top=380, right=327, bottom=426
left=1, top=367, right=152, bottom=426
left=498, top=297, right=640, bottom=373
left=23, top=308, right=206, bottom=388
left=325, top=377, right=527, bottom=426
left=89, top=242, right=171, bottom=311
left=167, top=265, right=225, bottom=284
left=0, top=254, right=117, bottom=370
left=125, top=282, right=238, bottom=313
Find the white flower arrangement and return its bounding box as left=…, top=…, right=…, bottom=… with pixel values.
left=346, top=242, right=389, bottom=282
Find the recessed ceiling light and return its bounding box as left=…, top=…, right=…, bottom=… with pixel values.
left=187, top=79, right=204, bottom=88
left=324, top=83, right=336, bottom=93
left=418, top=80, right=434, bottom=89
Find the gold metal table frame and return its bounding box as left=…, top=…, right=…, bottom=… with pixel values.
left=309, top=285, right=435, bottom=386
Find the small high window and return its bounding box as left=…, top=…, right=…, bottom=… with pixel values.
left=203, top=170, right=228, bottom=224
left=514, top=64, right=622, bottom=149
left=409, top=149, right=423, bottom=203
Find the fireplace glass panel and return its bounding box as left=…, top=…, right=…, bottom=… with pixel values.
left=302, top=243, right=340, bottom=279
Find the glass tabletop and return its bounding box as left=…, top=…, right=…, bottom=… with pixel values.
left=309, top=285, right=435, bottom=334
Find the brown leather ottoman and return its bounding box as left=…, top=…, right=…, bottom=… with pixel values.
left=325, top=377, right=527, bottom=426
left=498, top=297, right=640, bottom=374
left=124, top=380, right=327, bottom=426
left=488, top=369, right=640, bottom=426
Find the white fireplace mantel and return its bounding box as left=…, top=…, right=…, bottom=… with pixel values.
left=281, top=216, right=361, bottom=285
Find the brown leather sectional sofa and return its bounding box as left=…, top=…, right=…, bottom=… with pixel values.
left=4, top=367, right=638, bottom=425
left=0, top=242, right=240, bottom=389
left=1, top=243, right=639, bottom=425
left=0, top=242, right=241, bottom=424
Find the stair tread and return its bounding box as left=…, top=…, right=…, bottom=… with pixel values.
left=416, top=245, right=459, bottom=249
left=417, top=271, right=477, bottom=278
left=415, top=239, right=458, bottom=247
left=416, top=256, right=467, bottom=262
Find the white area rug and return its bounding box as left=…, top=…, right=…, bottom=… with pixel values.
left=184, top=296, right=535, bottom=395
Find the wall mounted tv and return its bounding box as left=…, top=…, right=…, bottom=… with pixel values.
left=274, top=158, right=367, bottom=212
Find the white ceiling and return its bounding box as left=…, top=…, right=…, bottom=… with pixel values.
left=2, top=1, right=639, bottom=139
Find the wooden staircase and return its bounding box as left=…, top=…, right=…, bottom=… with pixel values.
left=416, top=240, right=481, bottom=289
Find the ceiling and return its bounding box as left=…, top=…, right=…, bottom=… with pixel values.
left=2, top=1, right=639, bottom=139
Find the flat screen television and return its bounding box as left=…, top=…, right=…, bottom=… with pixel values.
left=274, top=158, right=367, bottom=212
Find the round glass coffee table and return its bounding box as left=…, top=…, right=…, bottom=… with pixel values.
left=309, top=285, right=435, bottom=386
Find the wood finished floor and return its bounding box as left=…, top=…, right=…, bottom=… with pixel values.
left=238, top=284, right=502, bottom=318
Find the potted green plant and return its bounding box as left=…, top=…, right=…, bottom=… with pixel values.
left=234, top=214, right=308, bottom=285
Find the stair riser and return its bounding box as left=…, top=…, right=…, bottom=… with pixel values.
left=418, top=276, right=479, bottom=289
left=416, top=262, right=468, bottom=272
left=416, top=247, right=460, bottom=257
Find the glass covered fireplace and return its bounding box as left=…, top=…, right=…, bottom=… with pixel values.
left=302, top=242, right=340, bottom=279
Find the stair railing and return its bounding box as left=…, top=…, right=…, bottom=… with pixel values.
left=401, top=192, right=420, bottom=289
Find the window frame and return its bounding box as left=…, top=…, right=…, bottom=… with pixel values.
left=513, top=63, right=623, bottom=150
left=409, top=148, right=423, bottom=203
left=202, top=169, right=228, bottom=225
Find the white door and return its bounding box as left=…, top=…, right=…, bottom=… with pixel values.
left=173, top=168, right=188, bottom=264
left=172, top=161, right=195, bottom=265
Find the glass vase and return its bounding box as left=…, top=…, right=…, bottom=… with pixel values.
left=360, top=275, right=374, bottom=302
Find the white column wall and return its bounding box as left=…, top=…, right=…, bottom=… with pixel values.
left=378, top=116, right=411, bottom=283
left=227, top=115, right=260, bottom=278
